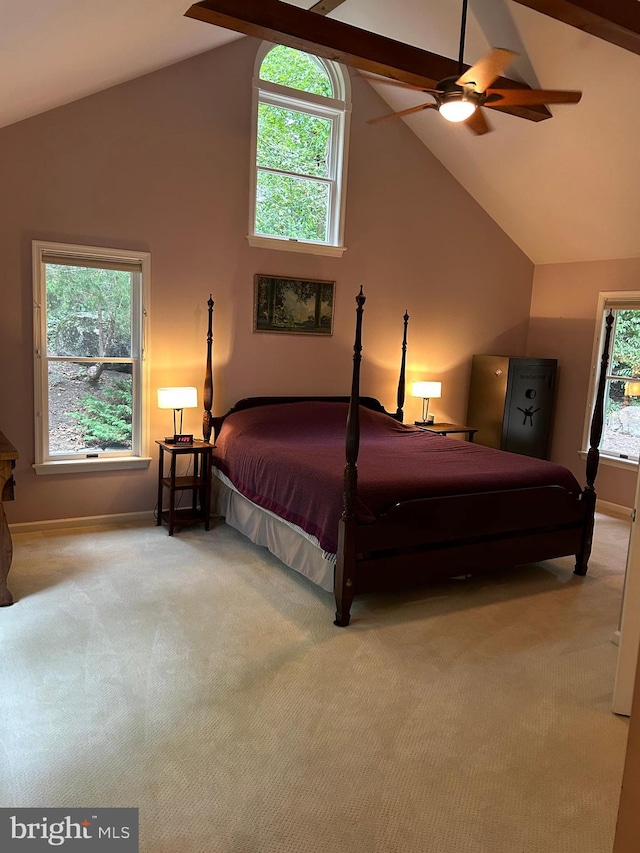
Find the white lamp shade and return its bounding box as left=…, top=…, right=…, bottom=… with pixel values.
left=439, top=100, right=477, bottom=123
left=157, top=386, right=198, bottom=409
left=412, top=381, right=442, bottom=400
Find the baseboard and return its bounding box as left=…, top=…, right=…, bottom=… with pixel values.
left=596, top=499, right=633, bottom=520
left=9, top=510, right=155, bottom=534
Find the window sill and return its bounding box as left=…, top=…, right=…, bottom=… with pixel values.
left=33, top=456, right=152, bottom=475
left=578, top=450, right=638, bottom=471
left=247, top=235, right=347, bottom=258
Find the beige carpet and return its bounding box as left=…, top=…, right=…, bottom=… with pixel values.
left=0, top=513, right=631, bottom=852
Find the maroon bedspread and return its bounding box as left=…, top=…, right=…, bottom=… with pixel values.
left=212, top=402, right=581, bottom=555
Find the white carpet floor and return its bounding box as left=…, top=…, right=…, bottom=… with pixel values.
left=0, top=513, right=631, bottom=852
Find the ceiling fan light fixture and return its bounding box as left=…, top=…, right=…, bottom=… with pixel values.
left=438, top=97, right=477, bottom=123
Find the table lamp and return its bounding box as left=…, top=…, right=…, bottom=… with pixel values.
left=157, top=386, right=198, bottom=443
left=412, top=381, right=442, bottom=424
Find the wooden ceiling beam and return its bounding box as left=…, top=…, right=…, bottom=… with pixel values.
left=184, top=0, right=552, bottom=121
left=512, top=0, right=640, bottom=55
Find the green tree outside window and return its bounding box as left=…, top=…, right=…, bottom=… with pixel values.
left=255, top=45, right=341, bottom=244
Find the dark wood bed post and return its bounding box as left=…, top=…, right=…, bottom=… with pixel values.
left=334, top=286, right=366, bottom=626
left=203, top=295, right=214, bottom=443
left=395, top=310, right=409, bottom=421
left=575, top=309, right=614, bottom=575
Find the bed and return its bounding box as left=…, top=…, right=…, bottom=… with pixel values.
left=203, top=291, right=613, bottom=626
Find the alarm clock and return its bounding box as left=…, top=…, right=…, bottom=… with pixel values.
left=173, top=434, right=194, bottom=444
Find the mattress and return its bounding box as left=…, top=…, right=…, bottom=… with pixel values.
left=211, top=400, right=581, bottom=555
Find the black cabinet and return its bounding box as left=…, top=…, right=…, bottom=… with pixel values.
left=466, top=356, right=557, bottom=459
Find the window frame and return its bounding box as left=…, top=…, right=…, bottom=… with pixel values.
left=582, top=290, right=640, bottom=470
left=32, top=240, right=151, bottom=475
left=248, top=42, right=351, bottom=257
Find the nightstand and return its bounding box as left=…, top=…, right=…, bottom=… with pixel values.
left=415, top=422, right=478, bottom=442
left=156, top=439, right=213, bottom=535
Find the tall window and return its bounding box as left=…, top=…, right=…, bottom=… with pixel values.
left=32, top=241, right=150, bottom=474
left=584, top=292, right=640, bottom=464
left=249, top=44, right=351, bottom=256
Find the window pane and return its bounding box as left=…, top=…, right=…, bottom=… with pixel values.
left=602, top=378, right=640, bottom=460
left=45, top=264, right=132, bottom=358
left=257, top=103, right=331, bottom=178
left=260, top=46, right=333, bottom=97
left=256, top=172, right=329, bottom=241
left=611, top=309, right=640, bottom=377
left=48, top=361, right=133, bottom=454
left=611, top=308, right=640, bottom=376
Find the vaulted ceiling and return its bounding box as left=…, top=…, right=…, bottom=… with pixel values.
left=2, top=0, right=640, bottom=264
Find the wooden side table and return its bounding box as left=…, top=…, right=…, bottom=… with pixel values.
left=156, top=439, right=213, bottom=535
left=0, top=431, right=18, bottom=606
left=415, top=422, right=478, bottom=442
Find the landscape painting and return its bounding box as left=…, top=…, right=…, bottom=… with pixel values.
left=254, top=274, right=335, bottom=335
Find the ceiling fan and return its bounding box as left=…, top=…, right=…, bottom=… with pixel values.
left=367, top=0, right=582, bottom=135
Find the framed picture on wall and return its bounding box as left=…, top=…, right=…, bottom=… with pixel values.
left=253, top=274, right=335, bottom=336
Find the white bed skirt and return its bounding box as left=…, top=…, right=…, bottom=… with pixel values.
left=211, top=469, right=336, bottom=592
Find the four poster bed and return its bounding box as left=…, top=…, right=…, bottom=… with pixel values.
left=202, top=292, right=612, bottom=626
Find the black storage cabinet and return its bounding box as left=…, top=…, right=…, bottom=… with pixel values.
left=466, top=356, right=557, bottom=459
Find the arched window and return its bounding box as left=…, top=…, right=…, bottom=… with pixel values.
left=249, top=44, right=351, bottom=257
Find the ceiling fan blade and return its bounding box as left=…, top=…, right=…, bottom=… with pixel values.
left=464, top=108, right=492, bottom=135
left=484, top=88, right=582, bottom=106
left=457, top=48, right=517, bottom=92
left=356, top=72, right=441, bottom=95
left=367, top=103, right=438, bottom=124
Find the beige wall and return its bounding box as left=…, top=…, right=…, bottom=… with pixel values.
left=527, top=259, right=640, bottom=509
left=0, top=37, right=534, bottom=525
